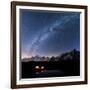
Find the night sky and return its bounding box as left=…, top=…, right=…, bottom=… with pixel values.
left=20, top=9, right=80, bottom=59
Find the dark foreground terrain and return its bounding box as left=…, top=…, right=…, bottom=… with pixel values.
left=21, top=49, right=80, bottom=78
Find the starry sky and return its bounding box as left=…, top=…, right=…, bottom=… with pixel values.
left=20, top=9, right=80, bottom=59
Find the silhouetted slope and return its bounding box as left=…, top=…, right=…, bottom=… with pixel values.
left=21, top=49, right=80, bottom=78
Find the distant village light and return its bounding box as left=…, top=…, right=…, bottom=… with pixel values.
left=41, top=66, right=44, bottom=69
left=35, top=66, right=39, bottom=69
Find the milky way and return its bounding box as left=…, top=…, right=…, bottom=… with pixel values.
left=20, top=9, right=80, bottom=58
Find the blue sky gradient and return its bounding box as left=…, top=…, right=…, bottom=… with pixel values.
left=20, top=9, right=80, bottom=58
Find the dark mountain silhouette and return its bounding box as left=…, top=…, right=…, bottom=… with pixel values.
left=21, top=49, right=80, bottom=78
left=60, top=49, right=79, bottom=60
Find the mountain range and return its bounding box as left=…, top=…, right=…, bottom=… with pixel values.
left=22, top=49, right=80, bottom=62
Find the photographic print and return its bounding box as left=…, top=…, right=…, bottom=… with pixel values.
left=21, top=9, right=80, bottom=78
left=11, top=1, right=87, bottom=89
